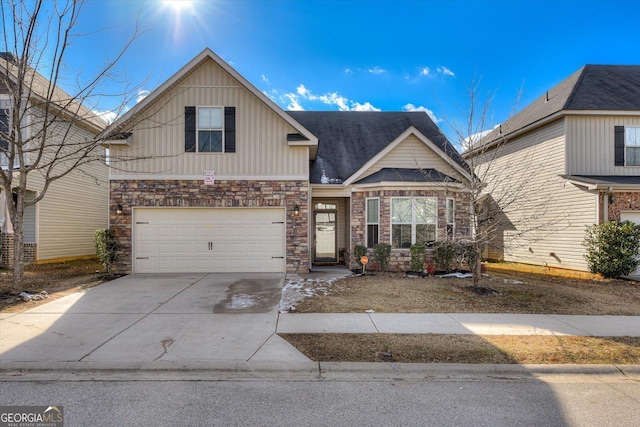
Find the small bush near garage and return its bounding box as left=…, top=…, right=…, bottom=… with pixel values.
left=94, top=228, right=119, bottom=276
left=373, top=243, right=391, bottom=271
left=583, top=221, right=640, bottom=278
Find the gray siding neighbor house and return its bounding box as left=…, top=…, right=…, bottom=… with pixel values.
left=465, top=64, right=640, bottom=275
left=104, top=48, right=472, bottom=274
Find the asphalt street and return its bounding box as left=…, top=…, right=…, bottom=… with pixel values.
left=2, top=369, right=639, bottom=426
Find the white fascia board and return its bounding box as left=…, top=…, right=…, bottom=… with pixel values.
left=343, top=126, right=470, bottom=186
left=350, top=181, right=466, bottom=191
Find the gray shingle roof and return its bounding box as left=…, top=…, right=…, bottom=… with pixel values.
left=564, top=175, right=640, bottom=187
left=286, top=111, right=466, bottom=184
left=355, top=168, right=459, bottom=184
left=481, top=65, right=640, bottom=145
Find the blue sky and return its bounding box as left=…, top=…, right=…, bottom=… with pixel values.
left=32, top=0, right=640, bottom=139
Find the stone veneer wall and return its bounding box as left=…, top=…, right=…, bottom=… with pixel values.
left=0, top=234, right=37, bottom=267
left=110, top=179, right=309, bottom=274
left=605, top=191, right=640, bottom=222
left=350, top=189, right=471, bottom=272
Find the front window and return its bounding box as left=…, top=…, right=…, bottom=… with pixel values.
left=391, top=197, right=436, bottom=248
left=625, top=127, right=640, bottom=166
left=198, top=107, right=223, bottom=152
left=446, top=198, right=455, bottom=239
left=366, top=198, right=379, bottom=248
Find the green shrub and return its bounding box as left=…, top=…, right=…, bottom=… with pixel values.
left=354, top=245, right=368, bottom=267
left=94, top=228, right=118, bottom=276
left=583, top=221, right=640, bottom=278
left=410, top=243, right=427, bottom=272
left=373, top=243, right=391, bottom=271
left=432, top=240, right=457, bottom=272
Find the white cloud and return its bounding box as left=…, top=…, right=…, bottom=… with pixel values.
left=261, top=74, right=269, bottom=84
left=465, top=124, right=500, bottom=145
left=93, top=110, right=119, bottom=124
left=402, top=103, right=441, bottom=123
left=351, top=102, right=381, bottom=112
left=137, top=89, right=150, bottom=103
left=344, top=68, right=353, bottom=74
left=420, top=67, right=430, bottom=76
left=367, top=66, right=387, bottom=75
left=282, top=84, right=380, bottom=111
left=437, top=66, right=455, bottom=77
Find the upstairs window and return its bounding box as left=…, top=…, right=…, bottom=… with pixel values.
left=198, top=107, right=223, bottom=152
left=625, top=127, right=640, bottom=166
left=185, top=106, right=235, bottom=153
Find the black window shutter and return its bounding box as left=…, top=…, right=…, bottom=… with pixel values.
left=185, top=106, right=196, bottom=152
left=224, top=107, right=236, bottom=153
left=0, top=109, right=9, bottom=150
left=615, top=126, right=625, bottom=166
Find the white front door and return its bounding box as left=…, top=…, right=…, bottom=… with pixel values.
left=133, top=207, right=286, bottom=273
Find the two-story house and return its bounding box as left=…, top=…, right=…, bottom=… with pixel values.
left=104, top=48, right=471, bottom=275
left=465, top=65, right=640, bottom=275
left=0, top=53, right=109, bottom=267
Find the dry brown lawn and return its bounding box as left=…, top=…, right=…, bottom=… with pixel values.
left=0, top=259, right=109, bottom=313
left=293, top=270, right=640, bottom=315
left=281, top=334, right=640, bottom=364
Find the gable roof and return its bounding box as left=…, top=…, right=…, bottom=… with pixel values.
left=286, top=111, right=467, bottom=184
left=477, top=65, right=640, bottom=149
left=102, top=48, right=318, bottom=152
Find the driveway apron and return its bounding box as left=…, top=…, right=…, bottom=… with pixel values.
left=0, top=273, right=311, bottom=369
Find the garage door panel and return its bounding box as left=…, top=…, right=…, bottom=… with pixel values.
left=134, top=208, right=286, bottom=273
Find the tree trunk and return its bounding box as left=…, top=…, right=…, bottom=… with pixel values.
left=10, top=213, right=25, bottom=294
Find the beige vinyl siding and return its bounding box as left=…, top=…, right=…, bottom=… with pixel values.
left=566, top=115, right=640, bottom=175
left=110, top=58, right=308, bottom=178
left=23, top=118, right=109, bottom=260
left=359, top=135, right=462, bottom=181
left=477, top=119, right=596, bottom=271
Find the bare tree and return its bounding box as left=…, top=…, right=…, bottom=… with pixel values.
left=0, top=0, right=139, bottom=293
left=445, top=78, right=568, bottom=287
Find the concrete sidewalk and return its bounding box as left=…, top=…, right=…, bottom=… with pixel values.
left=277, top=313, right=640, bottom=336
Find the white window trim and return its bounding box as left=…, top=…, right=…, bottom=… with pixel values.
left=196, top=105, right=225, bottom=153
left=365, top=197, right=379, bottom=248
left=446, top=197, right=455, bottom=239
left=390, top=197, right=438, bottom=248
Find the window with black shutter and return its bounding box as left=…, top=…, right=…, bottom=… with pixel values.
left=185, top=106, right=235, bottom=153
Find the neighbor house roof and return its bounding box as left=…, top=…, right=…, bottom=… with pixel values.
left=475, top=65, right=640, bottom=151
left=0, top=53, right=107, bottom=133
left=563, top=175, right=640, bottom=190
left=286, top=111, right=467, bottom=184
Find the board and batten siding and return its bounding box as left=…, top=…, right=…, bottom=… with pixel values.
left=358, top=135, right=463, bottom=181
left=566, top=115, right=640, bottom=175
left=109, top=58, right=308, bottom=178
left=477, top=119, right=596, bottom=271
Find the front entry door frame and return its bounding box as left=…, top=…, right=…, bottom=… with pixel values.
left=314, top=209, right=338, bottom=263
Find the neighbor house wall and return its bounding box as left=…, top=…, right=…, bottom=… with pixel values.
left=565, top=115, right=640, bottom=175
left=476, top=119, right=596, bottom=271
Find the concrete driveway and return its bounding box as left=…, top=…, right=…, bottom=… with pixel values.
left=0, top=273, right=311, bottom=370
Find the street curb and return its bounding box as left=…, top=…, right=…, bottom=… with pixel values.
left=2, top=362, right=639, bottom=379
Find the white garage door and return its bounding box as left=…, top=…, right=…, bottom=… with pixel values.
left=134, top=208, right=286, bottom=273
